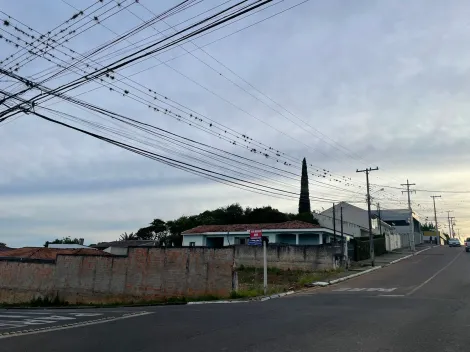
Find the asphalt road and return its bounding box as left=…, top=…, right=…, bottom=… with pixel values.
left=2, top=245, right=469, bottom=352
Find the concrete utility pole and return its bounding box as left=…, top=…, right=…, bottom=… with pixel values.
left=377, top=203, right=382, bottom=235
left=340, top=205, right=344, bottom=265
left=447, top=211, right=452, bottom=239
left=357, top=167, right=379, bottom=267
left=332, top=203, right=336, bottom=244
left=449, top=217, right=456, bottom=238
left=401, top=180, right=416, bottom=252
left=431, top=195, right=441, bottom=245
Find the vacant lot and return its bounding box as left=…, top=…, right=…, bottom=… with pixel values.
left=236, top=266, right=345, bottom=297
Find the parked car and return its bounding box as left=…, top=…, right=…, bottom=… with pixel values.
left=465, top=238, right=470, bottom=252
left=448, top=238, right=461, bottom=247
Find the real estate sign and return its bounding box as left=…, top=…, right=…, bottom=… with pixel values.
left=249, top=230, right=262, bottom=239
left=248, top=229, right=263, bottom=246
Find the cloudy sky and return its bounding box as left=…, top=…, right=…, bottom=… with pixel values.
left=0, top=0, right=469, bottom=247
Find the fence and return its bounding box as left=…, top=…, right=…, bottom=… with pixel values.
left=350, top=236, right=386, bottom=261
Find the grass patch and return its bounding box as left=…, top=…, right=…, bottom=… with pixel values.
left=237, top=266, right=345, bottom=295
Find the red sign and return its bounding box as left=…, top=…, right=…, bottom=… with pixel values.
left=250, top=230, right=262, bottom=239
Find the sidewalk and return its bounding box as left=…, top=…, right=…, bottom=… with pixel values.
left=352, top=243, right=433, bottom=270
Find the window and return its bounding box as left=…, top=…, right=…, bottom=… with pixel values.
left=235, top=237, right=248, bottom=245
left=189, top=242, right=195, bottom=247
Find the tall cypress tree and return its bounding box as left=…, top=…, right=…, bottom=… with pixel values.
left=298, top=157, right=311, bottom=214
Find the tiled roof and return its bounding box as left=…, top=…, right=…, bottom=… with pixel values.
left=0, top=247, right=112, bottom=260
left=0, top=246, right=12, bottom=252
left=183, top=220, right=321, bottom=234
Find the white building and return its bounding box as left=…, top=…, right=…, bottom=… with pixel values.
left=182, top=220, right=352, bottom=247
left=370, top=209, right=423, bottom=248
left=317, top=202, right=404, bottom=251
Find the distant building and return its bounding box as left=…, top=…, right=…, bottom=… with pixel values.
left=91, top=240, right=160, bottom=255
left=317, top=202, right=394, bottom=238
left=182, top=220, right=352, bottom=247
left=47, top=244, right=95, bottom=250
left=370, top=208, right=423, bottom=247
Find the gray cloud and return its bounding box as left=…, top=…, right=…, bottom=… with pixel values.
left=1, top=0, right=470, bottom=246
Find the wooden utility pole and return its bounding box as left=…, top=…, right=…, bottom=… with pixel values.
left=356, top=167, right=379, bottom=267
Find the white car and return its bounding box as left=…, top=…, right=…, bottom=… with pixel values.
left=465, top=238, right=470, bottom=252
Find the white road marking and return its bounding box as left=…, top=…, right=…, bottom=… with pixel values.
left=407, top=250, right=463, bottom=296
left=69, top=313, right=102, bottom=317
left=0, top=322, right=24, bottom=328
left=0, top=312, right=104, bottom=330
left=0, top=312, right=152, bottom=339
left=0, top=315, right=32, bottom=319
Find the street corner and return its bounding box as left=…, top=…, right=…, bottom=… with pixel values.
left=0, top=308, right=151, bottom=338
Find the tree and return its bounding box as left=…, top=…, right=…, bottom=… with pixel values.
left=421, top=222, right=436, bottom=231
left=135, top=226, right=155, bottom=241
left=119, top=232, right=137, bottom=241
left=43, top=237, right=80, bottom=248
left=298, top=157, right=311, bottom=214
left=0, top=242, right=6, bottom=248
left=134, top=219, right=170, bottom=245
left=290, top=212, right=319, bottom=225
left=244, top=206, right=290, bottom=223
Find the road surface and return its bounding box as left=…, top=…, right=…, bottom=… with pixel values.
left=1, top=245, right=469, bottom=351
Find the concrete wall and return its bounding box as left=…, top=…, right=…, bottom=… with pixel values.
left=234, top=245, right=341, bottom=271
left=386, top=234, right=402, bottom=251
left=0, top=247, right=234, bottom=305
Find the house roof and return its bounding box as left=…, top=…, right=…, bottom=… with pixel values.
left=91, top=240, right=157, bottom=249
left=0, top=247, right=112, bottom=260
left=183, top=220, right=321, bottom=235
left=47, top=244, right=96, bottom=250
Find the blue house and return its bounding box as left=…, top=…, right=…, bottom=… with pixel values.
left=182, top=220, right=352, bottom=247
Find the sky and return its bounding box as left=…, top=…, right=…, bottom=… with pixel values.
left=0, top=0, right=469, bottom=247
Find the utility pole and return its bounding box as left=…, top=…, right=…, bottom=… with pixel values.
left=332, top=203, right=337, bottom=244
left=377, top=202, right=382, bottom=235
left=447, top=211, right=452, bottom=239
left=340, top=205, right=344, bottom=265
left=431, top=195, right=441, bottom=245
left=449, top=217, right=456, bottom=238
left=357, top=167, right=379, bottom=267
left=401, top=180, right=416, bottom=251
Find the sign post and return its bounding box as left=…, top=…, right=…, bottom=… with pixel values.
left=249, top=230, right=267, bottom=295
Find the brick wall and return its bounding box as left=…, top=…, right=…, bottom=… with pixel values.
left=0, top=247, right=234, bottom=304
left=234, top=245, right=340, bottom=271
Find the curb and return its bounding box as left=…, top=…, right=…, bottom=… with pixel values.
left=386, top=246, right=433, bottom=266
left=328, top=266, right=382, bottom=285
left=188, top=300, right=249, bottom=305
left=2, top=302, right=189, bottom=310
